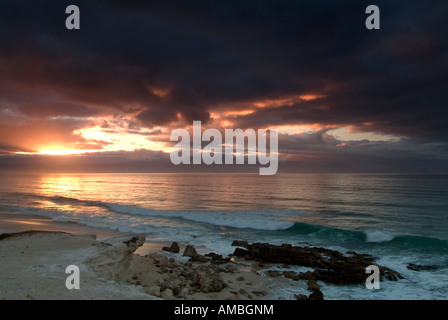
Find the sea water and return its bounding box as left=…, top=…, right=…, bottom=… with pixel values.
left=0, top=173, right=447, bottom=299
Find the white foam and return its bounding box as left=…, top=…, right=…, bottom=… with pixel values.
left=365, top=229, right=395, bottom=243
left=105, top=203, right=295, bottom=231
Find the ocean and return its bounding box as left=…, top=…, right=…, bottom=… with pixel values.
left=0, top=172, right=447, bottom=299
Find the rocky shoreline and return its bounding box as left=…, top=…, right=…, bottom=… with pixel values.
left=230, top=240, right=403, bottom=300
left=1, top=231, right=404, bottom=300
left=145, top=239, right=403, bottom=300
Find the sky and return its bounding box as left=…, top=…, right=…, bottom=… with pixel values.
left=0, top=0, right=447, bottom=173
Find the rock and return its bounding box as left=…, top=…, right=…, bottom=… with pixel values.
left=190, top=253, right=209, bottom=263
left=162, top=242, right=180, bottom=253
left=231, top=240, right=249, bottom=248
left=161, top=288, right=174, bottom=299
left=294, top=286, right=324, bottom=300
left=308, top=289, right=324, bottom=300
left=84, top=234, right=145, bottom=281
left=160, top=279, right=182, bottom=296
left=145, top=285, right=161, bottom=297
left=232, top=241, right=332, bottom=267
left=382, top=267, right=403, bottom=281
left=231, top=241, right=402, bottom=286
left=152, top=253, right=170, bottom=267
left=282, top=271, right=300, bottom=280
left=179, top=287, right=190, bottom=298
left=215, top=265, right=228, bottom=272
left=181, top=269, right=194, bottom=280
left=226, top=294, right=241, bottom=300
left=266, top=270, right=281, bottom=277
left=193, top=265, right=225, bottom=293
left=225, top=264, right=237, bottom=273
left=122, top=235, right=145, bottom=249
left=297, top=271, right=315, bottom=281
left=236, top=276, right=245, bottom=281
left=239, top=288, right=248, bottom=295
left=407, top=263, right=439, bottom=271
left=307, top=279, right=320, bottom=292
left=160, top=266, right=169, bottom=273
left=205, top=252, right=231, bottom=264
left=232, top=248, right=251, bottom=259
left=183, top=245, right=198, bottom=257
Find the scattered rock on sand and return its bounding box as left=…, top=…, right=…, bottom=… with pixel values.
left=152, top=253, right=169, bottom=267
left=205, top=252, right=231, bottom=264
left=160, top=279, right=183, bottom=296
left=183, top=245, right=197, bottom=257
left=162, top=242, right=180, bottom=253
left=190, top=253, right=209, bottom=263
left=161, top=288, right=174, bottom=299
left=145, top=285, right=161, bottom=297
left=181, top=245, right=209, bottom=262
left=226, top=294, right=241, bottom=300
left=239, top=288, right=248, bottom=295
left=193, top=265, right=225, bottom=293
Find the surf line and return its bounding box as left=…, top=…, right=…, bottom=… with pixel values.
left=170, top=121, right=278, bottom=175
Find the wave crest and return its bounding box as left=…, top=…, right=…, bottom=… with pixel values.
left=105, top=203, right=295, bottom=231
left=364, top=229, right=396, bottom=243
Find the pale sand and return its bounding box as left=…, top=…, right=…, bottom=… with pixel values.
left=0, top=212, right=278, bottom=300
left=0, top=231, right=158, bottom=300
left=0, top=212, right=170, bottom=254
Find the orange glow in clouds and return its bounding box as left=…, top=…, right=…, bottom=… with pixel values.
left=18, top=124, right=172, bottom=155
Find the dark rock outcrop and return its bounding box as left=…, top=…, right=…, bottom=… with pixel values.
left=231, top=241, right=402, bottom=286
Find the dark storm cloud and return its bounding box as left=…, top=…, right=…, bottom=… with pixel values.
left=1, top=0, right=447, bottom=133
left=0, top=0, right=447, bottom=170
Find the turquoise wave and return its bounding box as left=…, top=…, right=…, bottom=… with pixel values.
left=282, top=222, right=448, bottom=253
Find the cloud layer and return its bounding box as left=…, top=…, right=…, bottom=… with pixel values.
left=0, top=0, right=447, bottom=172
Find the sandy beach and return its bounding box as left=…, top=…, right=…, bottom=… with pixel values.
left=0, top=211, right=406, bottom=300
left=0, top=212, right=278, bottom=300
